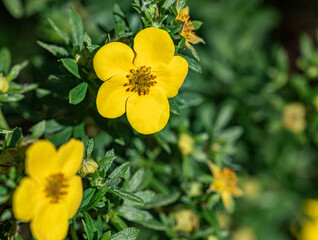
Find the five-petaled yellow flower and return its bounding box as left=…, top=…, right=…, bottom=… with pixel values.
left=208, top=161, right=243, bottom=210
left=93, top=27, right=188, bottom=135
left=13, top=139, right=84, bottom=240
left=175, top=4, right=205, bottom=53
left=298, top=199, right=318, bottom=240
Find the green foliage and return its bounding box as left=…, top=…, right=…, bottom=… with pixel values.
left=1, top=0, right=318, bottom=239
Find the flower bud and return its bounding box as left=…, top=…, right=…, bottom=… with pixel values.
left=79, top=158, right=98, bottom=177
left=173, top=209, right=199, bottom=233
left=283, top=102, right=306, bottom=134
left=178, top=133, right=194, bottom=155
left=0, top=74, right=9, bottom=93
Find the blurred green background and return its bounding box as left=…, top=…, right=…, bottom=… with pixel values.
left=1, top=0, right=318, bottom=239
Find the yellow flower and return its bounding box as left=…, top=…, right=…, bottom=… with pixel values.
left=0, top=73, right=9, bottom=93
left=208, top=162, right=243, bottom=210
left=173, top=209, right=199, bottom=233
left=175, top=3, right=205, bottom=53
left=232, top=227, right=256, bottom=240
left=283, top=102, right=306, bottom=134
left=13, top=139, right=84, bottom=240
left=298, top=199, right=318, bottom=240
left=178, top=133, right=194, bottom=155
left=93, top=27, right=188, bottom=135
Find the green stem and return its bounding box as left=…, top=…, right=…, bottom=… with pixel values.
left=70, top=222, right=78, bottom=240
left=0, top=107, right=9, bottom=130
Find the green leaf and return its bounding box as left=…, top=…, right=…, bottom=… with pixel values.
left=123, top=169, right=145, bottom=192
left=214, top=105, right=234, bottom=133
left=110, top=189, right=145, bottom=207
left=169, top=99, right=180, bottom=115
left=178, top=54, right=202, bottom=73
left=47, top=126, right=72, bottom=146
left=192, top=20, right=203, bottom=30
left=37, top=41, right=69, bottom=57
left=82, top=187, right=108, bottom=211
left=2, top=0, right=23, bottom=18
left=110, top=227, right=139, bottom=240
left=60, top=58, right=81, bottom=78
left=69, top=8, right=84, bottom=50
left=69, top=82, right=88, bottom=104
left=98, top=149, right=116, bottom=173
left=202, top=208, right=220, bottom=233
left=142, top=192, right=180, bottom=209
left=219, top=126, right=243, bottom=142
left=0, top=93, right=24, bottom=102
left=82, top=211, right=98, bottom=240
left=6, top=128, right=22, bottom=148
left=6, top=60, right=29, bottom=81
left=47, top=18, right=70, bottom=44
left=84, top=32, right=92, bottom=47
left=108, top=162, right=130, bottom=179
left=101, top=231, right=111, bottom=240
left=162, top=0, right=176, bottom=10
left=113, top=4, right=126, bottom=36
left=80, top=188, right=96, bottom=209
left=31, top=120, right=46, bottom=139
left=0, top=47, right=11, bottom=75
left=86, top=138, right=94, bottom=158
left=118, top=206, right=153, bottom=222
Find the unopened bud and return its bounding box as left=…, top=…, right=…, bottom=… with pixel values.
left=79, top=158, right=98, bottom=177
left=0, top=74, right=9, bottom=93
left=178, top=133, right=194, bottom=155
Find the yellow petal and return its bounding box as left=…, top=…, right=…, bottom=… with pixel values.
left=96, top=75, right=132, bottom=118
left=30, top=202, right=68, bottom=240
left=185, top=40, right=196, bottom=53
left=93, top=42, right=135, bottom=81
left=26, top=140, right=58, bottom=182
left=233, top=186, right=244, bottom=197
left=63, top=176, right=83, bottom=219
left=189, top=35, right=205, bottom=44
left=134, top=27, right=175, bottom=72
left=180, top=6, right=189, bottom=16
left=207, top=161, right=220, bottom=178
left=13, top=177, right=41, bottom=222
left=57, top=139, right=84, bottom=177
left=155, top=56, right=188, bottom=98
left=126, top=88, right=170, bottom=134
left=221, top=192, right=232, bottom=210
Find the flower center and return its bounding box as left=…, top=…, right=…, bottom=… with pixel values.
left=45, top=173, right=68, bottom=204
left=124, top=66, right=157, bottom=96
left=213, top=168, right=238, bottom=192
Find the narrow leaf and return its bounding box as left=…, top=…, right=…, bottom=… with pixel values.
left=110, top=227, right=139, bottom=240
left=110, top=189, right=145, bottom=207
left=48, top=18, right=70, bottom=44
left=0, top=47, right=11, bottom=75
left=69, top=8, right=84, bottom=50
left=37, top=41, right=69, bottom=57
left=6, top=61, right=29, bottom=81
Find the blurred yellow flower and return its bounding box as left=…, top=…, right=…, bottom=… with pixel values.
left=232, top=227, right=256, bottom=240
left=178, top=133, right=194, bottom=155
left=173, top=209, right=199, bottom=233
left=0, top=73, right=9, bottom=93
left=175, top=2, right=205, bottom=54
left=93, top=27, right=188, bottom=135
left=208, top=162, right=243, bottom=210
left=298, top=199, right=318, bottom=240
left=13, top=139, right=84, bottom=240
left=283, top=103, right=306, bottom=134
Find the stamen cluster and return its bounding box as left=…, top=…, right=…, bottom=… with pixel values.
left=124, top=66, right=157, bottom=96
left=181, top=20, right=195, bottom=41
left=45, top=173, right=68, bottom=203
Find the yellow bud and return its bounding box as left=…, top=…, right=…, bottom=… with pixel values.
left=173, top=209, right=199, bottom=233
left=78, top=158, right=98, bottom=177
left=283, top=103, right=306, bottom=134
left=232, top=227, right=256, bottom=240
left=178, top=133, right=194, bottom=155
left=0, top=74, right=9, bottom=93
